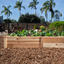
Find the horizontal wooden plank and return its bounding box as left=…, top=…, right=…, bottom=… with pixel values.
left=43, top=38, right=64, bottom=43
left=7, top=39, right=39, bottom=41
left=4, top=36, right=41, bottom=39
left=7, top=42, right=39, bottom=44
left=43, top=36, right=64, bottom=38
left=7, top=44, right=39, bottom=48
left=43, top=43, right=64, bottom=48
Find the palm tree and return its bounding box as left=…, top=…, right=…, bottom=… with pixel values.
left=40, top=2, right=49, bottom=22
left=1, top=5, right=12, bottom=33
left=14, top=0, right=25, bottom=16
left=28, top=0, right=39, bottom=15
left=14, top=0, right=25, bottom=30
left=54, top=10, right=62, bottom=21
left=1, top=5, right=12, bottom=23
left=45, top=0, right=56, bottom=23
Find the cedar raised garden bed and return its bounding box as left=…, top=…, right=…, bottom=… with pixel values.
left=4, top=36, right=64, bottom=48
left=4, top=36, right=43, bottom=48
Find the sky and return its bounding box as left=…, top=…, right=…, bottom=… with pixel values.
left=0, top=0, right=64, bottom=22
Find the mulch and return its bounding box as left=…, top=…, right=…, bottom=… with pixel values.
left=0, top=48, right=64, bottom=64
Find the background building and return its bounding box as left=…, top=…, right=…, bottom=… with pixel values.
left=0, top=16, right=3, bottom=23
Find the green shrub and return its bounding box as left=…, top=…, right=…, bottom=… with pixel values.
left=34, top=24, right=37, bottom=30
left=49, top=21, right=64, bottom=31
left=40, top=25, right=45, bottom=31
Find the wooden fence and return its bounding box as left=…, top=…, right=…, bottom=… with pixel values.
left=0, top=23, right=50, bottom=31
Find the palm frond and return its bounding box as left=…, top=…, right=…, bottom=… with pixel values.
left=36, top=2, right=39, bottom=5
left=22, top=6, right=25, bottom=9
left=52, top=3, right=55, bottom=7
left=14, top=6, right=18, bottom=8
left=1, top=11, right=5, bottom=14
left=9, top=10, right=12, bottom=14
left=28, top=4, right=34, bottom=8
left=8, top=5, right=11, bottom=9
left=28, top=0, right=39, bottom=9
left=5, top=11, right=8, bottom=15
left=45, top=7, right=49, bottom=13
left=2, top=5, right=6, bottom=8
left=40, top=8, right=44, bottom=13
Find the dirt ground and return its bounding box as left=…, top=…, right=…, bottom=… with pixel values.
left=0, top=35, right=64, bottom=64
left=0, top=48, right=64, bottom=64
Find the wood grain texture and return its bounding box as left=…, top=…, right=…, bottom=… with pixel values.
left=43, top=37, right=64, bottom=43
left=4, top=36, right=41, bottom=48
left=7, top=42, right=39, bottom=44
left=7, top=39, right=39, bottom=41
left=4, top=37, right=7, bottom=48
left=43, top=43, right=64, bottom=48
left=4, top=36, right=64, bottom=48
left=7, top=44, right=39, bottom=48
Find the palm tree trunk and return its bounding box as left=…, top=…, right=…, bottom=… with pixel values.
left=35, top=9, right=36, bottom=15
left=35, top=8, right=37, bottom=24
left=7, top=13, right=9, bottom=33
left=17, top=10, right=21, bottom=31
left=51, top=12, right=52, bottom=23
left=20, top=9, right=21, bottom=17
left=45, top=13, right=47, bottom=22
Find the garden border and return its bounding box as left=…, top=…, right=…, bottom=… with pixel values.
left=4, top=36, right=64, bottom=48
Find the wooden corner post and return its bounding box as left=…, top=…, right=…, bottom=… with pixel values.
left=4, top=37, right=7, bottom=48
left=41, top=37, right=43, bottom=48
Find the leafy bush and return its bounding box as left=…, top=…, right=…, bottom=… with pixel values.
left=49, top=21, right=64, bottom=31
left=34, top=24, right=37, bottom=30
left=40, top=25, right=45, bottom=31
left=18, top=13, right=40, bottom=23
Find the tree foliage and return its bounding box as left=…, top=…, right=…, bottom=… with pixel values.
left=3, top=19, right=17, bottom=23
left=14, top=0, right=25, bottom=16
left=28, top=0, right=39, bottom=15
left=1, top=5, right=12, bottom=17
left=18, top=13, right=40, bottom=23
left=41, top=0, right=55, bottom=23
left=54, top=10, right=62, bottom=21
left=39, top=16, right=45, bottom=23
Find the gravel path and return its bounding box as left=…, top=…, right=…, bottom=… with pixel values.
left=0, top=48, right=64, bottom=64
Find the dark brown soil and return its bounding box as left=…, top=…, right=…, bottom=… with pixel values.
left=0, top=48, right=64, bottom=64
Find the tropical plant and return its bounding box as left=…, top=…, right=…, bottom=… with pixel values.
left=54, top=10, right=62, bottom=21
left=39, top=16, right=45, bottom=23
left=14, top=0, right=25, bottom=16
left=14, top=0, right=25, bottom=30
left=42, top=0, right=56, bottom=23
left=1, top=5, right=12, bottom=33
left=28, top=0, right=39, bottom=15
left=1, top=5, right=12, bottom=22
left=40, top=1, right=49, bottom=22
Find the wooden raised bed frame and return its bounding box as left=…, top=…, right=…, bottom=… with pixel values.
left=4, top=36, right=64, bottom=48
left=4, top=36, right=43, bottom=48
